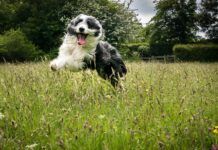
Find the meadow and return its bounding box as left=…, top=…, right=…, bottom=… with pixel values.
left=0, top=61, right=217, bottom=149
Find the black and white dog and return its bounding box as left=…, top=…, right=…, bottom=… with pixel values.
left=50, top=14, right=127, bottom=87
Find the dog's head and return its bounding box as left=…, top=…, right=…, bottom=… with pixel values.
left=67, top=14, right=103, bottom=46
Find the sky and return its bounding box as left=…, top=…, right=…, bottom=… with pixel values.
left=117, top=0, right=156, bottom=26
left=117, top=0, right=202, bottom=26
left=126, top=0, right=156, bottom=26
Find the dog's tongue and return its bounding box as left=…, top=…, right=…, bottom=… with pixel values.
left=77, top=34, right=86, bottom=45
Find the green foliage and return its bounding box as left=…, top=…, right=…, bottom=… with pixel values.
left=0, top=0, right=15, bottom=33
left=140, top=23, right=154, bottom=43
left=18, top=0, right=67, bottom=52
left=0, top=0, right=66, bottom=52
left=173, top=44, right=218, bottom=61
left=0, top=29, right=42, bottom=62
left=119, top=43, right=149, bottom=58
left=149, top=0, right=197, bottom=56
left=0, top=0, right=142, bottom=53
left=60, top=0, right=143, bottom=46
left=198, top=0, right=218, bottom=39
left=0, top=62, right=217, bottom=149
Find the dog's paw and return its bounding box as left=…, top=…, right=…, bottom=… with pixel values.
left=50, top=62, right=58, bottom=71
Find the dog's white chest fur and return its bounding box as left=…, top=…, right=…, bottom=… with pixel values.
left=50, top=34, right=96, bottom=71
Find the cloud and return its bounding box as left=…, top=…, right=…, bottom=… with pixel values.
left=130, top=0, right=155, bottom=14
left=116, top=0, right=156, bottom=26
left=137, top=12, right=154, bottom=26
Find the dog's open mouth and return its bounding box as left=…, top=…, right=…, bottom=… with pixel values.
left=77, top=33, right=88, bottom=45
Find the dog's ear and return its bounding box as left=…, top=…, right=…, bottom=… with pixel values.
left=67, top=24, right=75, bottom=35
left=95, top=42, right=127, bottom=87
left=67, top=17, right=77, bottom=34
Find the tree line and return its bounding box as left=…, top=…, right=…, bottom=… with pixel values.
left=0, top=0, right=217, bottom=61
left=144, top=0, right=217, bottom=56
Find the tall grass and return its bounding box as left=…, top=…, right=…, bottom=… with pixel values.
left=0, top=62, right=217, bottom=149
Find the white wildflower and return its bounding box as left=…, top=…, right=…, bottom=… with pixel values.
left=98, top=115, right=105, bottom=119
left=0, top=112, right=5, bottom=120
left=25, top=143, right=38, bottom=149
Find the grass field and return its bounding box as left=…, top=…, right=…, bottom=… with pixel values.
left=0, top=61, right=217, bottom=149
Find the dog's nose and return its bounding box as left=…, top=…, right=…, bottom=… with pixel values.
left=79, top=27, right=85, bottom=32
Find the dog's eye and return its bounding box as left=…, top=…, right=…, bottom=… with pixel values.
left=75, top=19, right=83, bottom=26
left=94, top=31, right=100, bottom=37
left=87, top=18, right=100, bottom=30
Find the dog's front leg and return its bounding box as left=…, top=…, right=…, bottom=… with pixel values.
left=50, top=56, right=67, bottom=71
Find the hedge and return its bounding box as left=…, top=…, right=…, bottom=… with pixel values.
left=119, top=43, right=150, bottom=59
left=173, top=44, right=218, bottom=61
left=0, top=29, right=43, bottom=62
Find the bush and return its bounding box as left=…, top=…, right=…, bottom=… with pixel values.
left=119, top=43, right=150, bottom=59
left=0, top=29, right=42, bottom=62
left=173, top=44, right=218, bottom=61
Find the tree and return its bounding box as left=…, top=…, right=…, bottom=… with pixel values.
left=59, top=0, right=142, bottom=46
left=0, top=0, right=142, bottom=53
left=18, top=0, right=68, bottom=52
left=0, top=29, right=41, bottom=62
left=0, top=0, right=67, bottom=52
left=149, top=0, right=197, bottom=55
left=198, top=0, right=218, bottom=40
left=0, top=0, right=21, bottom=34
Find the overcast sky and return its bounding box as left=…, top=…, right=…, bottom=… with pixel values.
left=127, top=0, right=156, bottom=26
left=117, top=0, right=201, bottom=26
left=116, top=0, right=156, bottom=26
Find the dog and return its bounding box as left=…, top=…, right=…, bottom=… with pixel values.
left=50, top=14, right=127, bottom=87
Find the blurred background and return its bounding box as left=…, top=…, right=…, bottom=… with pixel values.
left=0, top=0, right=217, bottom=62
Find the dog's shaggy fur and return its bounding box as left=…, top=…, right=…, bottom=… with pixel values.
left=50, top=14, right=127, bottom=86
